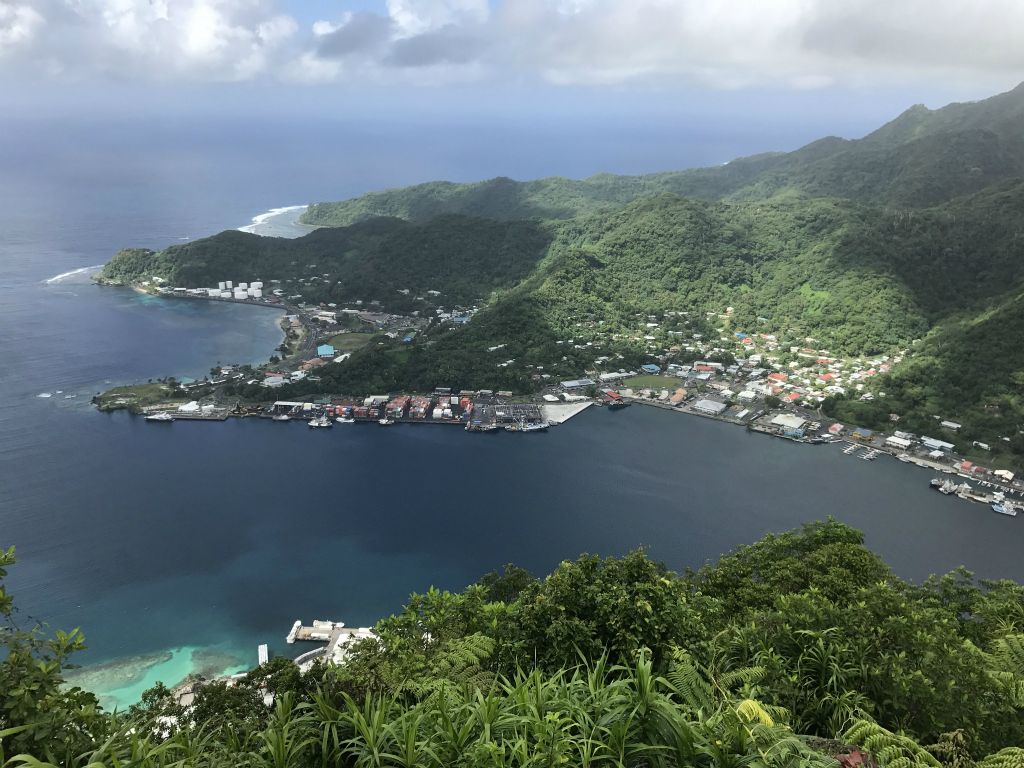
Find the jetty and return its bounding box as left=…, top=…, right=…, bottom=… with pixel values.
left=286, top=619, right=377, bottom=667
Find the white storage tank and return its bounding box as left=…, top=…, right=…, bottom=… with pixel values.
left=238, top=282, right=248, bottom=290
left=432, top=407, right=444, bottom=420
left=220, top=291, right=231, bottom=298
left=251, top=281, right=263, bottom=288
left=218, top=281, right=226, bottom=290
left=252, top=288, right=262, bottom=298
left=225, top=280, right=233, bottom=289
left=207, top=288, right=219, bottom=297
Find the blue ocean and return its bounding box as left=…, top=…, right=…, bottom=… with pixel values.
left=1, top=115, right=1021, bottom=709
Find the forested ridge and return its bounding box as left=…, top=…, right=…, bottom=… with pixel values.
left=5, top=522, right=1024, bottom=767
left=102, top=81, right=1024, bottom=458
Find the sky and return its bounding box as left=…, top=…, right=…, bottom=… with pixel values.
left=1, top=1, right=1023, bottom=165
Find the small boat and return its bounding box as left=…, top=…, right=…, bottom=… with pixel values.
left=272, top=414, right=291, bottom=422
left=897, top=454, right=912, bottom=463
left=308, top=415, right=332, bottom=428
left=991, top=502, right=1019, bottom=517
left=378, top=418, right=395, bottom=426
left=145, top=412, right=174, bottom=422
left=335, top=416, right=355, bottom=424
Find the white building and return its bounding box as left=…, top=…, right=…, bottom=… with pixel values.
left=693, top=399, right=727, bottom=416
left=885, top=436, right=913, bottom=450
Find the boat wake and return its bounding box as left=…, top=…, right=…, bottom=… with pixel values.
left=44, top=265, right=104, bottom=284
left=238, top=205, right=308, bottom=234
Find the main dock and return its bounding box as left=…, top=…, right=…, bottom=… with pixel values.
left=286, top=619, right=377, bottom=666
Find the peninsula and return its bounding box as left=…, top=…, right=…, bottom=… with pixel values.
left=98, top=82, right=1024, bottom=471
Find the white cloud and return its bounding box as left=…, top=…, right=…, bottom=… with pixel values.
left=1, top=0, right=1023, bottom=89
left=2, top=0, right=299, bottom=80
left=385, top=0, right=489, bottom=37
left=0, top=2, right=45, bottom=52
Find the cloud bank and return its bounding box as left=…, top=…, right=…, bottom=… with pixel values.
left=1, top=0, right=1022, bottom=89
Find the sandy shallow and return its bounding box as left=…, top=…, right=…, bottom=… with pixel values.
left=65, top=645, right=250, bottom=710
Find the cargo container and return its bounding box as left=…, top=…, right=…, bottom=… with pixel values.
left=386, top=396, right=411, bottom=418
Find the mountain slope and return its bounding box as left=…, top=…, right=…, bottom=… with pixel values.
left=302, top=81, right=1024, bottom=226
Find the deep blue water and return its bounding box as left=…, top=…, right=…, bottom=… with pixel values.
left=2, top=116, right=1023, bottom=708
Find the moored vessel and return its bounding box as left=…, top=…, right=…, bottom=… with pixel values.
left=991, top=502, right=1019, bottom=517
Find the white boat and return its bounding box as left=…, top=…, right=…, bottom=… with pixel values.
left=145, top=412, right=174, bottom=422
left=507, top=419, right=549, bottom=433
left=336, top=416, right=355, bottom=424
left=308, top=415, right=332, bottom=428
left=991, top=502, right=1019, bottom=517
left=378, top=418, right=395, bottom=426
left=272, top=414, right=291, bottom=422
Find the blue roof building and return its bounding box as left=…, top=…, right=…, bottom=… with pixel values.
left=640, top=363, right=661, bottom=374
left=317, top=344, right=336, bottom=358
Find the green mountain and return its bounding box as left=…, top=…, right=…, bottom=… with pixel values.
left=301, top=82, right=1024, bottom=225
left=5, top=523, right=1024, bottom=766
left=102, top=82, right=1024, bottom=461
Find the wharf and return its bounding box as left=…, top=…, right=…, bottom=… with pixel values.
left=168, top=411, right=229, bottom=421
left=541, top=401, right=593, bottom=424
left=286, top=619, right=377, bottom=667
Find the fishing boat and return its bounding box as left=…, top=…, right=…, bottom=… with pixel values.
left=991, top=502, right=1019, bottom=517
left=145, top=412, right=174, bottom=423
left=335, top=416, right=355, bottom=424
left=272, top=414, right=291, bottom=422
left=931, top=478, right=960, bottom=495
left=378, top=418, right=395, bottom=426
left=308, top=415, right=332, bottom=428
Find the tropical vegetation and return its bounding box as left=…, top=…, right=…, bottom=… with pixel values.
left=4, top=522, right=1024, bottom=767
